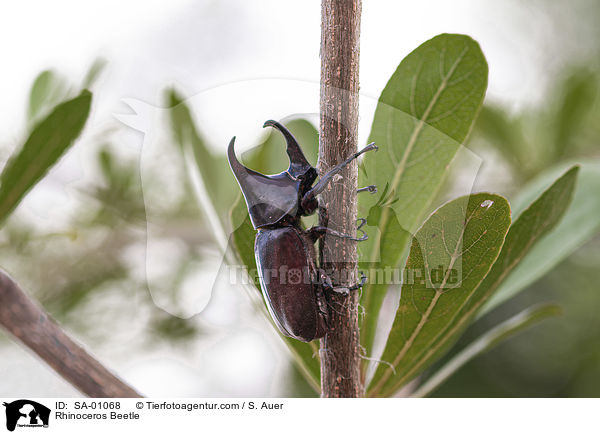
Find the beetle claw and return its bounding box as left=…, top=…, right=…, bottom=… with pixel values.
left=358, top=185, right=377, bottom=194
left=328, top=271, right=367, bottom=296
left=365, top=142, right=378, bottom=152
left=355, top=218, right=368, bottom=241
left=331, top=287, right=350, bottom=296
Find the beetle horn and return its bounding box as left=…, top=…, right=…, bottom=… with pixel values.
left=227, top=136, right=246, bottom=177
left=263, top=120, right=313, bottom=178
left=227, top=136, right=267, bottom=183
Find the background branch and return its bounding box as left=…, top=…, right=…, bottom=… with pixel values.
left=0, top=270, right=141, bottom=397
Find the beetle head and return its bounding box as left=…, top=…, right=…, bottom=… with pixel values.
left=228, top=120, right=318, bottom=229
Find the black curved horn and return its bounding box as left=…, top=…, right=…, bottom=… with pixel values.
left=263, top=120, right=313, bottom=178
left=227, top=137, right=245, bottom=177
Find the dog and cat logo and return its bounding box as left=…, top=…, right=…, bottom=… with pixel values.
left=2, top=400, right=50, bottom=431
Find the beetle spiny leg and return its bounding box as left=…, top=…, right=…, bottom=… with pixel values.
left=307, top=218, right=368, bottom=242
left=329, top=271, right=367, bottom=296
left=358, top=185, right=377, bottom=194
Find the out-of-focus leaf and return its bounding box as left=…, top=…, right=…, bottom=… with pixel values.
left=27, top=70, right=70, bottom=125
left=150, top=313, right=200, bottom=342
left=411, top=304, right=561, bottom=397
left=553, top=70, right=597, bottom=158
left=359, top=33, right=488, bottom=358
left=368, top=193, right=510, bottom=397
left=230, top=195, right=320, bottom=393
left=166, top=88, right=238, bottom=220
left=475, top=70, right=598, bottom=179
left=286, top=362, right=319, bottom=397
left=90, top=146, right=146, bottom=224
left=230, top=194, right=258, bottom=274
left=82, top=58, right=107, bottom=88
left=474, top=105, right=527, bottom=169
left=284, top=340, right=320, bottom=393
left=482, top=164, right=596, bottom=315
left=0, top=90, right=92, bottom=227
left=97, top=147, right=135, bottom=193
left=45, top=261, right=127, bottom=316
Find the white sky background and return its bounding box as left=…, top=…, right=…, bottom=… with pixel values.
left=0, top=0, right=593, bottom=143
left=0, top=0, right=596, bottom=397
left=0, top=0, right=593, bottom=206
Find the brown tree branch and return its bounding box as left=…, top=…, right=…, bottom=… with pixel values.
left=0, top=270, right=142, bottom=397
left=319, top=0, right=363, bottom=397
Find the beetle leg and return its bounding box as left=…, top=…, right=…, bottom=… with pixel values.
left=323, top=271, right=367, bottom=296
left=358, top=185, right=377, bottom=194
left=314, top=273, right=330, bottom=327
left=311, top=264, right=331, bottom=326
left=301, top=143, right=378, bottom=209
left=308, top=218, right=368, bottom=242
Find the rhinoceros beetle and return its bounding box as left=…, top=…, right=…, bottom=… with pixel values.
left=228, top=120, right=377, bottom=342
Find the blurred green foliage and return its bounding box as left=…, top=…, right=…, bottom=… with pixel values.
left=473, top=68, right=599, bottom=182
left=0, top=64, right=205, bottom=353
left=427, top=64, right=600, bottom=397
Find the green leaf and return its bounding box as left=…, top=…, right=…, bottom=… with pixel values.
left=230, top=195, right=321, bottom=393
left=411, top=304, right=561, bottom=397
left=27, top=70, right=70, bottom=125
left=481, top=164, right=595, bottom=315
left=0, top=90, right=92, bottom=227
left=359, top=33, right=488, bottom=358
left=368, top=193, right=511, bottom=397
left=369, top=166, right=578, bottom=396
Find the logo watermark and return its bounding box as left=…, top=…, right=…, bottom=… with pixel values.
left=3, top=400, right=50, bottom=432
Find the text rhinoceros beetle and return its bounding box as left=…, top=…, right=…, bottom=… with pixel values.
left=228, top=120, right=377, bottom=342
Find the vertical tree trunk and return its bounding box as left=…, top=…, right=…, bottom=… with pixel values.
left=319, top=0, right=363, bottom=398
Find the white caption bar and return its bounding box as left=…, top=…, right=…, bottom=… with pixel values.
left=0, top=398, right=597, bottom=433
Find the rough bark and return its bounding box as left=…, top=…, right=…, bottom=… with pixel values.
left=0, top=270, right=141, bottom=397
left=319, top=0, right=363, bottom=398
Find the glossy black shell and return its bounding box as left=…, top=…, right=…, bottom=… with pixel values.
left=254, top=226, right=328, bottom=342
